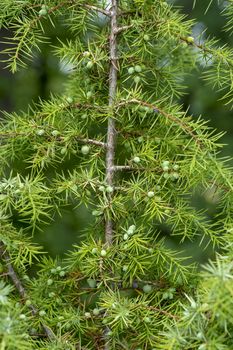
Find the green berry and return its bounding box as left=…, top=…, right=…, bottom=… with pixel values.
left=39, top=310, right=46, bottom=317
left=173, top=164, right=179, bottom=170
left=148, top=248, right=153, bottom=254
left=163, top=173, right=170, bottom=179
left=143, top=284, right=152, bottom=293
left=81, top=145, right=90, bottom=155
left=92, top=210, right=102, bottom=216
left=51, top=130, right=59, bottom=137
left=128, top=67, right=135, bottom=74
left=50, top=268, right=56, bottom=274
left=56, top=266, right=62, bottom=271
left=59, top=271, right=65, bottom=277
left=122, top=265, right=128, bottom=272
left=86, top=61, right=94, bottom=69
left=123, top=233, right=129, bottom=241
left=19, top=314, right=26, bottom=320
left=144, top=316, right=151, bottom=323
left=84, top=312, right=91, bottom=319
left=93, top=308, right=100, bottom=316
left=100, top=249, right=107, bottom=257
left=147, top=191, right=155, bottom=198
left=81, top=113, right=87, bottom=119
left=127, top=225, right=136, bottom=235
left=137, top=136, right=144, bottom=143
left=135, top=65, right=142, bottom=73
left=83, top=51, right=91, bottom=57
left=39, top=9, right=47, bottom=16
left=106, top=185, right=114, bottom=193
left=162, top=165, right=169, bottom=172
left=162, top=160, right=170, bottom=167
left=171, top=172, right=179, bottom=180
left=86, top=91, right=93, bottom=99
left=133, top=156, right=140, bottom=164
left=186, top=36, right=194, bottom=44
left=49, top=292, right=55, bottom=298
left=92, top=248, right=98, bottom=254
left=87, top=279, right=97, bottom=288
left=47, top=279, right=53, bottom=286
left=66, top=96, right=73, bottom=104
left=99, top=185, right=105, bottom=192
left=25, top=300, right=31, bottom=306
left=60, top=147, right=67, bottom=155
left=134, top=76, right=141, bottom=83
left=181, top=42, right=188, bottom=48
left=143, top=34, right=150, bottom=41
left=36, top=129, right=45, bottom=136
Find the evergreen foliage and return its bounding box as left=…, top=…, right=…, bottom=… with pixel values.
left=0, top=0, right=233, bottom=349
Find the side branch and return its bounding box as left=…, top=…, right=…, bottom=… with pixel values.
left=116, top=99, right=202, bottom=147
left=0, top=242, right=54, bottom=340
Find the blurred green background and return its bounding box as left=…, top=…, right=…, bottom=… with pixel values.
left=0, top=0, right=232, bottom=262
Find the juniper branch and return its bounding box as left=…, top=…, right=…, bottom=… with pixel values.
left=0, top=241, right=54, bottom=340
left=105, top=0, right=119, bottom=245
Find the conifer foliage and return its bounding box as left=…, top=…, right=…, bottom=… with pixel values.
left=1, top=0, right=233, bottom=349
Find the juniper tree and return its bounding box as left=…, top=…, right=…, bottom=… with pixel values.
left=1, top=0, right=233, bottom=349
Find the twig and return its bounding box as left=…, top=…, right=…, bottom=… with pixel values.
left=147, top=306, right=180, bottom=320
left=76, top=138, right=107, bottom=148
left=0, top=242, right=54, bottom=340
left=116, top=99, right=202, bottom=147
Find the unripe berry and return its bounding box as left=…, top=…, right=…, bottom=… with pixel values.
left=49, top=292, right=55, bottom=298
left=143, top=284, right=152, bottom=293
left=135, top=65, right=142, bottom=73
left=148, top=248, right=153, bottom=254
left=39, top=310, right=46, bottom=317
left=59, top=271, right=65, bottom=277
left=186, top=36, right=194, bottom=44
left=36, top=129, right=45, bottom=136
left=99, top=185, right=105, bottom=192
left=51, top=130, right=60, bottom=137
left=60, top=147, right=67, bottom=155
left=143, top=34, right=150, bottom=41
left=47, top=279, right=53, bottom=286
left=87, top=279, right=97, bottom=288
left=163, top=173, right=170, bottom=179
left=100, top=249, right=107, bottom=257
left=81, top=145, right=90, bottom=155
left=122, top=265, right=128, bottom=272
left=86, top=91, right=93, bottom=99
left=162, top=165, right=169, bottom=172
left=92, top=247, right=98, bottom=254
left=127, top=225, right=136, bottom=235
left=137, top=136, right=144, bottom=143
left=162, top=160, right=170, bottom=167
left=171, top=172, right=179, bottom=180
left=173, top=164, right=179, bottom=170
left=123, top=233, right=129, bottom=240
left=84, top=312, right=91, bottom=319
left=144, top=316, right=151, bottom=323
left=93, top=308, right=100, bottom=316
left=134, top=76, right=141, bottom=83
left=56, top=266, right=62, bottom=271
left=39, top=8, right=47, bottom=16
left=25, top=300, right=31, bottom=306
left=83, top=51, right=91, bottom=57
left=106, top=185, right=114, bottom=193
left=19, top=314, right=26, bottom=320
left=86, top=61, right=94, bottom=69
left=128, top=67, right=135, bottom=74
left=133, top=156, right=140, bottom=164
left=50, top=268, right=56, bottom=274
left=66, top=96, right=73, bottom=104
left=147, top=191, right=155, bottom=198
